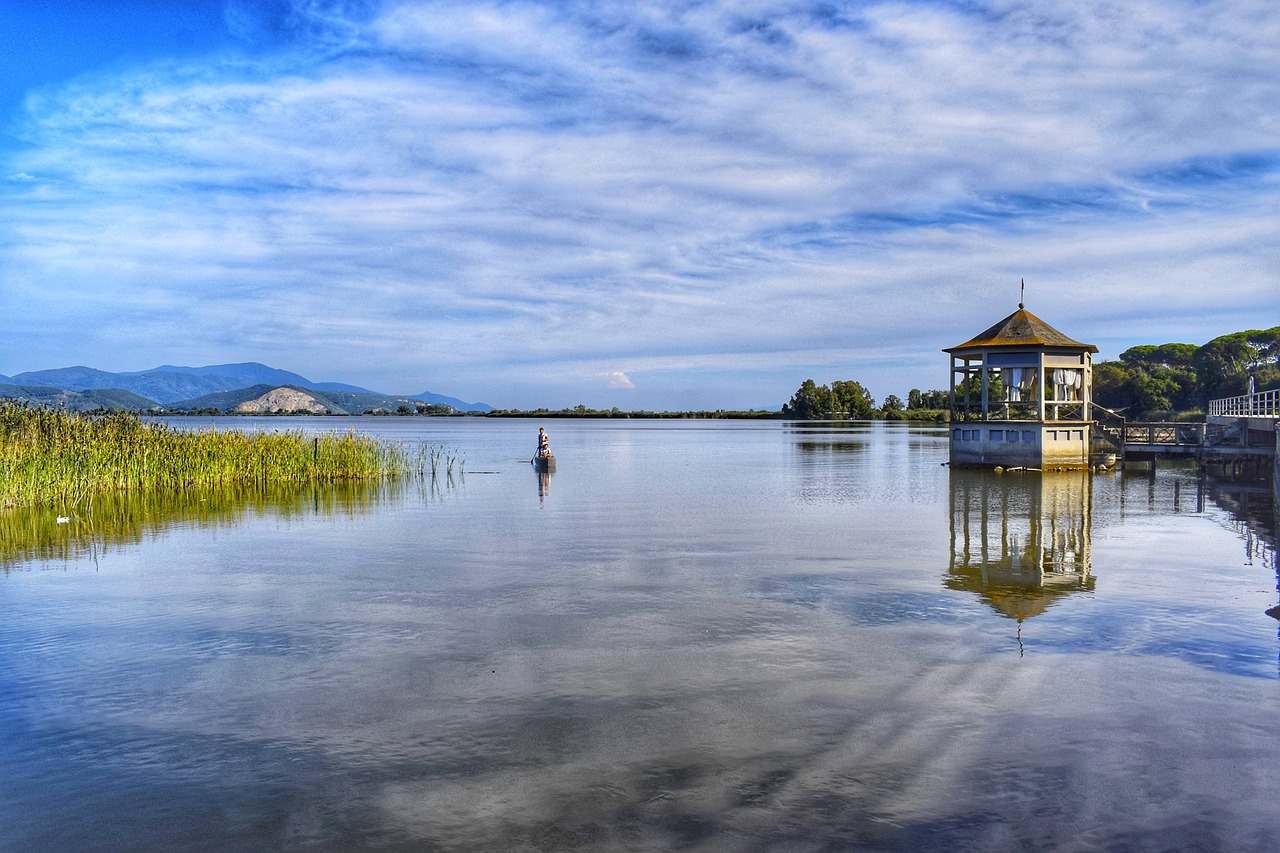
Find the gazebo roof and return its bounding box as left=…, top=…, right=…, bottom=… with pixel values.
left=945, top=305, right=1098, bottom=354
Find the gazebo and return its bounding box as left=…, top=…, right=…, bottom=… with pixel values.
left=945, top=303, right=1098, bottom=469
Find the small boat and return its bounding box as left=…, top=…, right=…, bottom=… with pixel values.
left=532, top=455, right=556, bottom=472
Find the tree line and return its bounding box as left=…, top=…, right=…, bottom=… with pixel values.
left=781, top=379, right=949, bottom=421
left=1093, top=326, right=1279, bottom=419
left=783, top=326, right=1279, bottom=422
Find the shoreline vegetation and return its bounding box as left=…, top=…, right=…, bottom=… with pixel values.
left=160, top=403, right=952, bottom=421
left=115, top=405, right=950, bottom=420
left=0, top=403, right=459, bottom=511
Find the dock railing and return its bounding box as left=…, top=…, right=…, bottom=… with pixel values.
left=1093, top=405, right=1203, bottom=454
left=1209, top=389, right=1279, bottom=418
left=1122, top=422, right=1205, bottom=447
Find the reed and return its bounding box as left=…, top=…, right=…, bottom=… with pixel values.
left=0, top=403, right=449, bottom=510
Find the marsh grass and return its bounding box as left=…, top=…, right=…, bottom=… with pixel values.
left=0, top=403, right=456, bottom=511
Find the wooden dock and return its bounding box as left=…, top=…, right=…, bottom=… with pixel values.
left=1095, top=390, right=1278, bottom=465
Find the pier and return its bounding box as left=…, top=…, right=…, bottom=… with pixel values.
left=1093, top=389, right=1278, bottom=469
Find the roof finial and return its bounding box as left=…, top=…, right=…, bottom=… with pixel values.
left=1019, top=278, right=1025, bottom=309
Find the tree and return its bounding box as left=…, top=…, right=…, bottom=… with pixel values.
left=1120, top=343, right=1197, bottom=369
left=1128, top=370, right=1181, bottom=415
left=1094, top=327, right=1280, bottom=417
left=1092, top=362, right=1133, bottom=413
left=783, top=379, right=833, bottom=419
left=1193, top=327, right=1280, bottom=402
left=908, top=389, right=949, bottom=410
left=830, top=380, right=876, bottom=418
left=783, top=379, right=876, bottom=419
left=882, top=394, right=903, bottom=412
left=953, top=373, right=1000, bottom=410
left=1117, top=343, right=1199, bottom=413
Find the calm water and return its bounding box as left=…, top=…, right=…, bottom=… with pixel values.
left=2, top=417, right=1278, bottom=852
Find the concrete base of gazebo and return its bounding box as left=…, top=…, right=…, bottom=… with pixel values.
left=950, top=421, right=1093, bottom=469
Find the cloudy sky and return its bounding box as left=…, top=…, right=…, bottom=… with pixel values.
left=0, top=0, right=1275, bottom=410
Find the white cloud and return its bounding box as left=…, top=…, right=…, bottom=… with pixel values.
left=602, top=371, right=636, bottom=389
left=0, top=0, right=1276, bottom=408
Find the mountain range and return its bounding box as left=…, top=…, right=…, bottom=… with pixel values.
left=0, top=362, right=493, bottom=413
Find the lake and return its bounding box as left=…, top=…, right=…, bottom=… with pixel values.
left=2, top=417, right=1278, bottom=851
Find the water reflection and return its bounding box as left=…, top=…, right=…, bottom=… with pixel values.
left=1205, top=478, right=1277, bottom=573
left=5, top=419, right=1280, bottom=851
left=946, top=469, right=1094, bottom=621
left=537, top=469, right=552, bottom=503
left=0, top=481, right=403, bottom=570
left=786, top=421, right=870, bottom=456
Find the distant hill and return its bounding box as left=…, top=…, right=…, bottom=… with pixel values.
left=320, top=390, right=422, bottom=413
left=410, top=391, right=494, bottom=413
left=305, top=390, right=477, bottom=414
left=169, top=385, right=457, bottom=415
left=124, top=362, right=315, bottom=388
left=1, top=362, right=493, bottom=412
left=168, top=384, right=352, bottom=414
left=0, top=383, right=159, bottom=412
left=12, top=366, right=248, bottom=404
left=168, top=384, right=283, bottom=412
left=13, top=366, right=132, bottom=390
left=312, top=381, right=379, bottom=394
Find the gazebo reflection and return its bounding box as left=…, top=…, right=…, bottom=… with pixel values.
left=946, top=469, right=1094, bottom=621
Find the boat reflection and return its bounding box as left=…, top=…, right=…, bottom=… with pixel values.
left=537, top=469, right=552, bottom=503
left=946, top=469, right=1094, bottom=621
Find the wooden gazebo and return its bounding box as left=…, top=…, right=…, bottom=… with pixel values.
left=945, top=303, right=1098, bottom=469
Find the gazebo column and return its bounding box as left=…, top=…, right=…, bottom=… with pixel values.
left=981, top=356, right=989, bottom=420
left=1037, top=352, right=1047, bottom=422
left=1083, top=361, right=1092, bottom=421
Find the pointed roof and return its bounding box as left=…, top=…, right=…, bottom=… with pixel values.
left=945, top=305, right=1098, bottom=354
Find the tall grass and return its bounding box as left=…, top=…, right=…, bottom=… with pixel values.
left=0, top=403, right=450, bottom=510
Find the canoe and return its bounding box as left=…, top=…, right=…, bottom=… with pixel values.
left=532, top=455, right=556, bottom=472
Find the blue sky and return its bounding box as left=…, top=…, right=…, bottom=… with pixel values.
left=1, top=0, right=1276, bottom=410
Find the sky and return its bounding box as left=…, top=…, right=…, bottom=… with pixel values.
left=0, top=0, right=1276, bottom=410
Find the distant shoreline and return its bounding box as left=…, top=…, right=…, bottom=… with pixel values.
left=154, top=408, right=950, bottom=421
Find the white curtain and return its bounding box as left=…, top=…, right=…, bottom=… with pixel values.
left=1000, top=368, right=1038, bottom=402
left=1052, top=369, right=1081, bottom=401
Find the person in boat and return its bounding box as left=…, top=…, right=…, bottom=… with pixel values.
left=536, top=427, right=551, bottom=458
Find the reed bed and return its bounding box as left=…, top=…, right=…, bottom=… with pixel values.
left=0, top=403, right=453, bottom=510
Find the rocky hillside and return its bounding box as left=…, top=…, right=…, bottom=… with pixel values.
left=233, top=387, right=337, bottom=414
